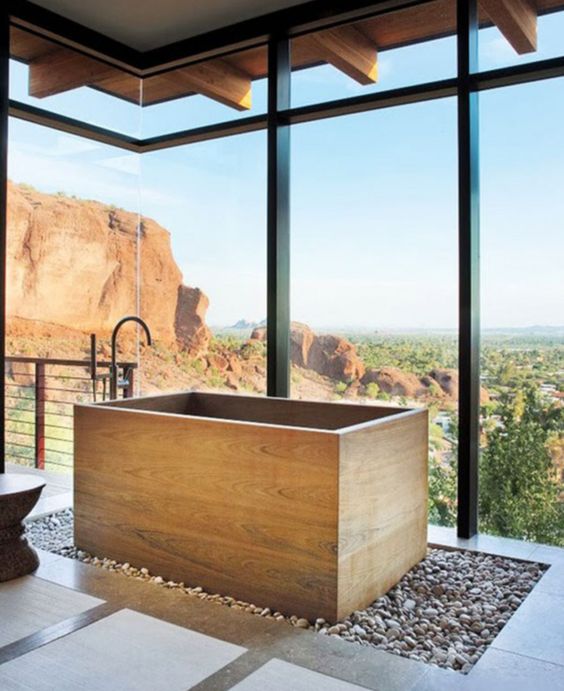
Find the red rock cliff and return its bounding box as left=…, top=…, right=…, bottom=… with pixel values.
left=251, top=322, right=365, bottom=381
left=6, top=181, right=210, bottom=353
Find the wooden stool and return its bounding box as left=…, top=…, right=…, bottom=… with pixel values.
left=0, top=474, right=45, bottom=582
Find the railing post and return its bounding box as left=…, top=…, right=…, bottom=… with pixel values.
left=35, top=363, right=46, bottom=470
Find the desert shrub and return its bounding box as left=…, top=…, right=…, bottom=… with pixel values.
left=240, top=340, right=266, bottom=360
left=191, top=359, right=204, bottom=375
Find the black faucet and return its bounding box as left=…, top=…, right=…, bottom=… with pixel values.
left=110, top=316, right=152, bottom=399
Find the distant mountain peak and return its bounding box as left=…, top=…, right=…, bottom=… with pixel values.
left=230, top=318, right=266, bottom=329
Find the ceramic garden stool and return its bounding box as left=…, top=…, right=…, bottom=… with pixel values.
left=0, top=474, right=45, bottom=581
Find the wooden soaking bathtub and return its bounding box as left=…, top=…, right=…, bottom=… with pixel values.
left=74, top=392, right=428, bottom=622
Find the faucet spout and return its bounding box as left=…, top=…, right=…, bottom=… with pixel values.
left=110, top=316, right=152, bottom=399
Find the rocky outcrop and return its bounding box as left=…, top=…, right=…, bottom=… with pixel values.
left=288, top=322, right=315, bottom=368
left=314, top=333, right=365, bottom=381
left=251, top=322, right=365, bottom=382
left=231, top=318, right=264, bottom=329
left=250, top=326, right=266, bottom=342
left=175, top=286, right=211, bottom=355
left=361, top=367, right=429, bottom=398
left=6, top=181, right=209, bottom=354
left=430, top=369, right=458, bottom=397
left=361, top=366, right=489, bottom=403
left=430, top=368, right=490, bottom=404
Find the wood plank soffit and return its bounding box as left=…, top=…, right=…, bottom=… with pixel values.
left=479, top=0, right=537, bottom=53
left=301, top=24, right=378, bottom=85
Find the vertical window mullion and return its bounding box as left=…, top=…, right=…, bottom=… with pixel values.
left=266, top=36, right=291, bottom=397
left=0, top=8, right=9, bottom=474
left=457, top=0, right=480, bottom=538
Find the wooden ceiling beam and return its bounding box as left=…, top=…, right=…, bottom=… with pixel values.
left=165, top=58, right=252, bottom=110
left=29, top=47, right=120, bottom=98
left=302, top=24, right=378, bottom=85
left=94, top=73, right=143, bottom=103
left=479, top=0, right=537, bottom=54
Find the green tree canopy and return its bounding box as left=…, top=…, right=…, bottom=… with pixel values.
left=479, top=388, right=564, bottom=546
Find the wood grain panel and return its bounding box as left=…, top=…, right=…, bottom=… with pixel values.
left=107, top=391, right=190, bottom=414
left=75, top=394, right=428, bottom=622
left=479, top=0, right=537, bottom=53
left=337, top=409, right=428, bottom=620
left=301, top=24, right=378, bottom=85
left=167, top=58, right=252, bottom=111
left=29, top=48, right=118, bottom=98
left=74, top=404, right=340, bottom=621
left=107, top=391, right=400, bottom=430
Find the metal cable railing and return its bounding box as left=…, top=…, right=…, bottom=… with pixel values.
left=5, top=356, right=137, bottom=471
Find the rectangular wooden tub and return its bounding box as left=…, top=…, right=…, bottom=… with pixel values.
left=74, top=392, right=428, bottom=622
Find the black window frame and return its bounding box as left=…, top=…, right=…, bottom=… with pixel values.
left=2, top=0, right=564, bottom=538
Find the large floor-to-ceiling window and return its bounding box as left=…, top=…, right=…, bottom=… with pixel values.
left=479, top=78, right=564, bottom=546
left=139, top=133, right=267, bottom=395
left=6, top=119, right=142, bottom=473
left=290, top=100, right=459, bottom=526
left=287, top=5, right=461, bottom=526
left=3, top=0, right=564, bottom=541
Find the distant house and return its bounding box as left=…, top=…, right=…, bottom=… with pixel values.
left=433, top=412, right=451, bottom=434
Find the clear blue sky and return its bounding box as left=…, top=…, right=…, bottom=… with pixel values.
left=7, top=16, right=564, bottom=329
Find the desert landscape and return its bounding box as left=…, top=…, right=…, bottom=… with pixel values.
left=5, top=180, right=466, bottom=406
left=5, top=181, right=563, bottom=543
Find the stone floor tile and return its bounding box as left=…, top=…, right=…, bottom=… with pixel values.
left=0, top=608, right=246, bottom=690
left=529, top=544, right=564, bottom=566
left=491, top=590, right=564, bottom=666
left=229, top=658, right=372, bottom=691
left=0, top=576, right=103, bottom=648
left=533, top=563, right=564, bottom=596
left=465, top=648, right=564, bottom=691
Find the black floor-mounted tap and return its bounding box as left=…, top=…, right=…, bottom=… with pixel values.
left=110, top=316, right=152, bottom=399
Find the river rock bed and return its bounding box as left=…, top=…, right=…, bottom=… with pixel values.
left=26, top=510, right=546, bottom=674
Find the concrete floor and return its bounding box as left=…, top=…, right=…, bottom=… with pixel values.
left=0, top=528, right=563, bottom=690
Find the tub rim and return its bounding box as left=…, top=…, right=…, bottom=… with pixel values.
left=74, top=389, right=426, bottom=436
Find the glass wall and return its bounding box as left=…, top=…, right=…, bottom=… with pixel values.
left=479, top=78, right=564, bottom=546
left=5, top=1, right=564, bottom=538
left=139, top=133, right=267, bottom=395
left=6, top=118, right=141, bottom=472
left=290, top=98, right=459, bottom=526
left=5, top=29, right=270, bottom=477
